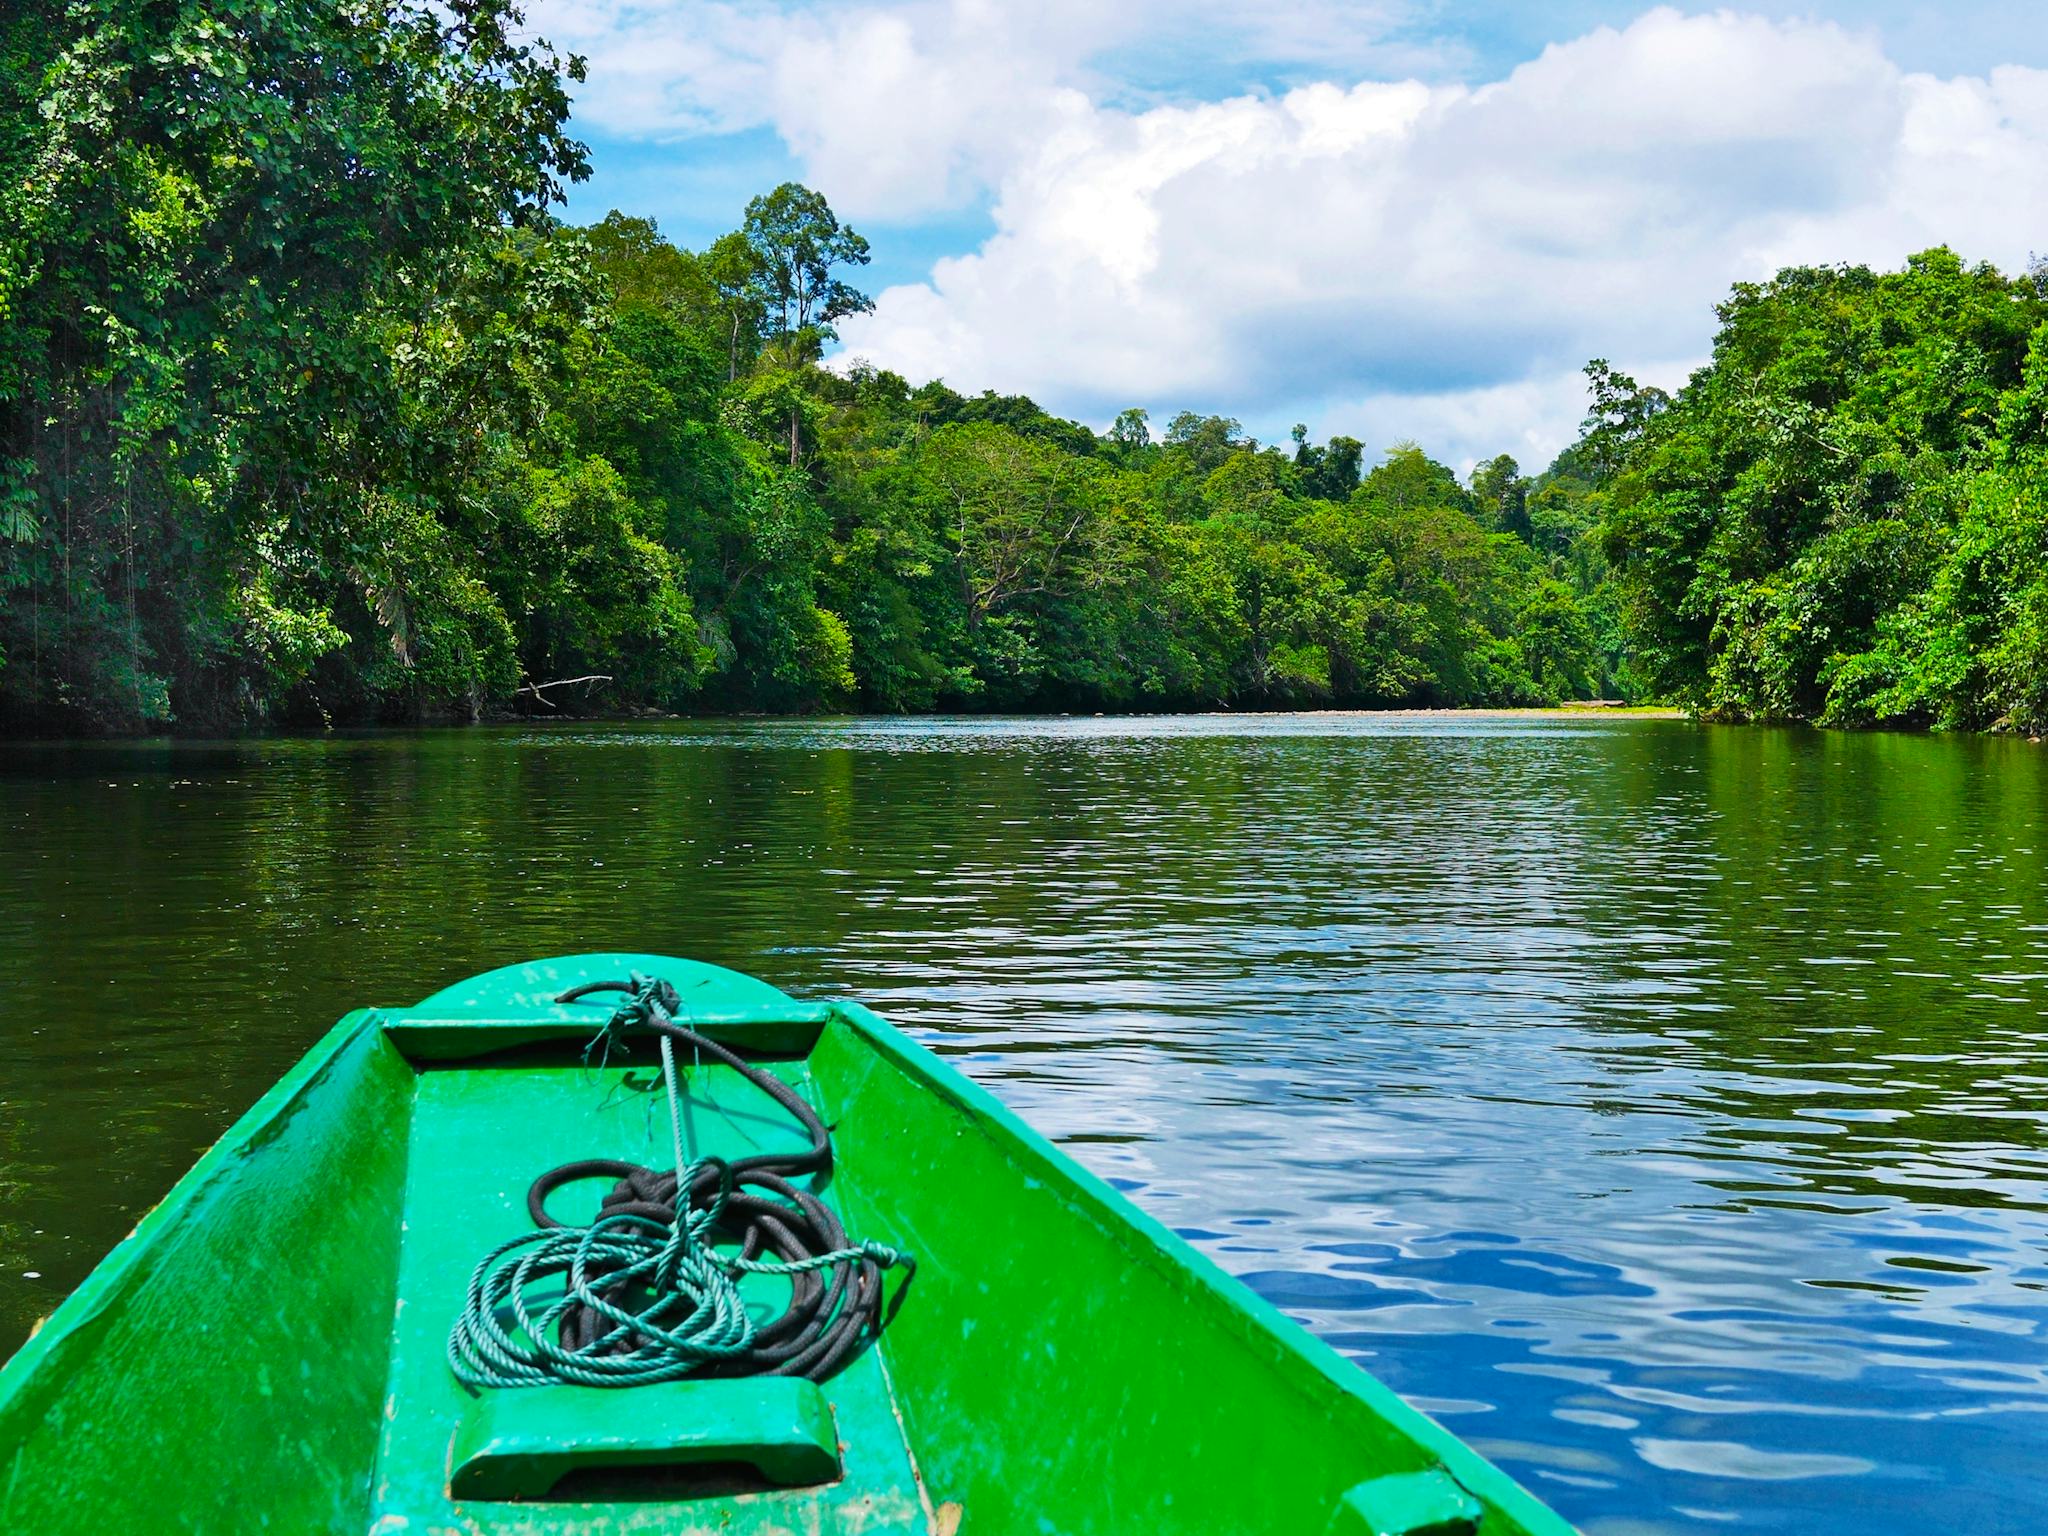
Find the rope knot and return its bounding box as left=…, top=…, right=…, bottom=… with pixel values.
left=625, top=971, right=683, bottom=1025
left=559, top=972, right=687, bottom=1068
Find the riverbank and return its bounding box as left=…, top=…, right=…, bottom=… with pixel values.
left=0, top=701, right=1689, bottom=744
left=21, top=701, right=2048, bottom=748
left=1212, top=704, right=1686, bottom=719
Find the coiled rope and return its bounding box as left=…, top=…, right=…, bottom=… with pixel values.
left=448, top=973, right=914, bottom=1390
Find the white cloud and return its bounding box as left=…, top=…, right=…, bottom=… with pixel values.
left=529, top=0, right=774, bottom=138
left=759, top=4, right=1089, bottom=216
left=1338, top=371, right=1625, bottom=478
left=531, top=0, right=1439, bottom=217
left=538, top=0, right=1304, bottom=214
left=533, top=2, right=2048, bottom=467
left=836, top=9, right=2048, bottom=464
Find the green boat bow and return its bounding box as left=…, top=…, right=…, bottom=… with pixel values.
left=0, top=954, right=1577, bottom=1534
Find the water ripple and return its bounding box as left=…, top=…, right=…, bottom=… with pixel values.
left=2, top=715, right=2046, bottom=1532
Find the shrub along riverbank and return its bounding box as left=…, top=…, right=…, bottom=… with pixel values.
left=3, top=3, right=2044, bottom=735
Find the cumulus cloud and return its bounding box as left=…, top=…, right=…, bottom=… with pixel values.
left=531, top=0, right=1418, bottom=217
left=843, top=10, right=2048, bottom=463
left=533, top=2, right=2048, bottom=467
left=1333, top=369, right=1644, bottom=476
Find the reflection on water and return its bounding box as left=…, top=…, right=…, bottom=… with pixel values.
left=3, top=714, right=2046, bottom=1532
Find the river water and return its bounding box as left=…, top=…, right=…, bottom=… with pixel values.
left=2, top=714, right=2045, bottom=1532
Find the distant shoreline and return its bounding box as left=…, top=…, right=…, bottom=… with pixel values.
left=3, top=701, right=1693, bottom=744
left=1193, top=704, right=1685, bottom=719
left=14, top=706, right=2048, bottom=745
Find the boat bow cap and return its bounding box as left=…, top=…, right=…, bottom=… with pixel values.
left=416, top=953, right=802, bottom=1019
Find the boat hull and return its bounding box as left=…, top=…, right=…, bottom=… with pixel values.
left=0, top=954, right=1575, bottom=1534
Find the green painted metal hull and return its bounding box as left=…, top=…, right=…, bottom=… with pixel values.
left=0, top=955, right=1577, bottom=1534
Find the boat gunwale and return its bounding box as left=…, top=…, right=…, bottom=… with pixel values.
left=825, top=996, right=1577, bottom=1534
left=0, top=1006, right=384, bottom=1402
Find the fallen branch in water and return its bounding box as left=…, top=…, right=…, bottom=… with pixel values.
left=517, top=674, right=613, bottom=709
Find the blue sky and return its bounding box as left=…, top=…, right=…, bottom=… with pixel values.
left=569, top=129, right=993, bottom=298
left=531, top=1, right=2048, bottom=467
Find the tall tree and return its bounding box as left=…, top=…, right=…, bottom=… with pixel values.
left=703, top=231, right=770, bottom=383
left=1471, top=454, right=1532, bottom=541
left=1109, top=408, right=1153, bottom=458
left=738, top=183, right=872, bottom=464
left=1293, top=427, right=1364, bottom=501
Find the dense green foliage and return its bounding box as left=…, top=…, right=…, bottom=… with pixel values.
left=1599, top=250, right=2048, bottom=732
left=0, top=0, right=1623, bottom=732
left=1, top=0, right=595, bottom=727
left=7, top=4, right=2037, bottom=733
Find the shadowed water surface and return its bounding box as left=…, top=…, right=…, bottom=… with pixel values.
left=2, top=714, right=2046, bottom=1533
